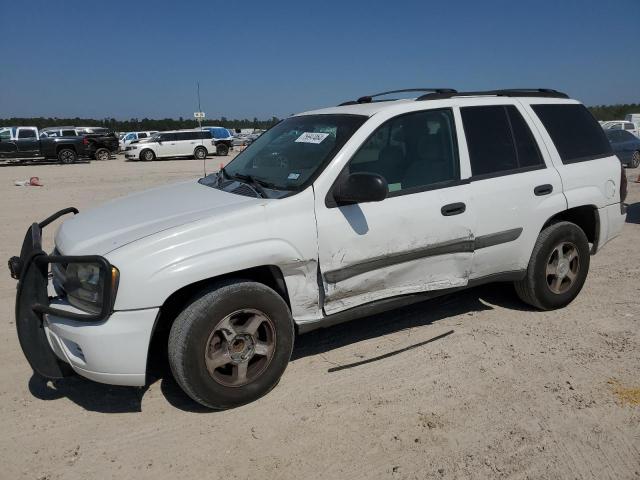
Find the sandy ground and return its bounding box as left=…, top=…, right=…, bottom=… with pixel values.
left=0, top=154, right=638, bottom=480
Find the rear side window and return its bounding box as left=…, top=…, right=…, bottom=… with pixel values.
left=138, top=133, right=148, bottom=138
left=461, top=105, right=544, bottom=177
left=18, top=129, right=37, bottom=139
left=61, top=130, right=76, bottom=136
left=532, top=104, right=612, bottom=163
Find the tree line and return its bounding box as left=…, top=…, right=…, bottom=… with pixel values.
left=588, top=104, right=640, bottom=122
left=0, top=116, right=281, bottom=132
left=1, top=104, right=639, bottom=131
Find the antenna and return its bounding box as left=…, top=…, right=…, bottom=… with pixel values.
left=197, top=81, right=206, bottom=177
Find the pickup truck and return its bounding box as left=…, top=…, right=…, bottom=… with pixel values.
left=40, top=126, right=119, bottom=161
left=0, top=126, right=93, bottom=163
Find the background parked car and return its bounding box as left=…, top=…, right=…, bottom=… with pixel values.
left=601, top=120, right=639, bottom=137
left=605, top=129, right=640, bottom=168
left=124, top=129, right=214, bottom=161
left=119, top=131, right=158, bottom=151
left=200, top=126, right=233, bottom=156
left=625, top=113, right=640, bottom=127
left=0, top=126, right=92, bottom=163
left=40, top=126, right=119, bottom=160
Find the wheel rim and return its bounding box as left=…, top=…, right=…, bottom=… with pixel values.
left=61, top=150, right=74, bottom=163
left=546, top=241, right=580, bottom=294
left=204, top=308, right=276, bottom=387
left=97, top=150, right=108, bottom=160
left=144, top=151, right=153, bottom=160
left=196, top=148, right=205, bottom=159
left=633, top=151, right=640, bottom=167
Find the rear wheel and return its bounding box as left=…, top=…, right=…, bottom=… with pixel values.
left=194, top=146, right=207, bottom=160
left=514, top=221, right=590, bottom=310
left=141, top=149, right=155, bottom=161
left=216, top=143, right=229, bottom=156
left=94, top=148, right=110, bottom=161
left=57, top=148, right=77, bottom=164
left=631, top=151, right=640, bottom=168
left=168, top=280, right=294, bottom=409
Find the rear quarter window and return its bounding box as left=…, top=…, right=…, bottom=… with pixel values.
left=532, top=104, right=612, bottom=164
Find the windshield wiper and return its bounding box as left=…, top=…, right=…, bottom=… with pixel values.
left=232, top=173, right=270, bottom=198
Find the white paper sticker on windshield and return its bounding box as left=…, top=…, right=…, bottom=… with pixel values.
left=295, top=132, right=330, bottom=144
left=287, top=172, right=300, bottom=180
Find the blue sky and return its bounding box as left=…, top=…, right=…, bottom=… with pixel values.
left=1, top=0, right=638, bottom=119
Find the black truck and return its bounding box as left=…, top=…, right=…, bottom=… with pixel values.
left=0, top=126, right=93, bottom=163
left=40, top=126, right=119, bottom=160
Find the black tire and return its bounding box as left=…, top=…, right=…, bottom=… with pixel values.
left=216, top=143, right=229, bottom=156
left=168, top=279, right=294, bottom=409
left=193, top=146, right=208, bottom=160
left=57, top=148, right=77, bottom=164
left=140, top=149, right=155, bottom=161
left=631, top=151, right=640, bottom=169
left=94, top=148, right=110, bottom=161
left=514, top=221, right=590, bottom=310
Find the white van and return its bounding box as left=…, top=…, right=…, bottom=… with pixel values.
left=124, top=129, right=215, bottom=160
left=625, top=114, right=640, bottom=128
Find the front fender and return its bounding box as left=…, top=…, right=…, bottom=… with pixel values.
left=107, top=188, right=321, bottom=321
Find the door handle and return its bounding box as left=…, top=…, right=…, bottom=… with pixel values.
left=534, top=184, right=553, bottom=196
left=441, top=202, right=466, bottom=216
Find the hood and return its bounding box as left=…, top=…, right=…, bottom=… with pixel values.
left=55, top=180, right=257, bottom=255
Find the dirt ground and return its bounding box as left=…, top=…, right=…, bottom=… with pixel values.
left=0, top=154, right=638, bottom=480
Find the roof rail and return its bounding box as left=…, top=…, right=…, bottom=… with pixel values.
left=338, top=88, right=457, bottom=106
left=416, top=88, right=569, bottom=101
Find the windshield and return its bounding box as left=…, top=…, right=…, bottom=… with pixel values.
left=200, top=114, right=366, bottom=195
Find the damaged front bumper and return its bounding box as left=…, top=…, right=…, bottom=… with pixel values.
left=8, top=208, right=117, bottom=380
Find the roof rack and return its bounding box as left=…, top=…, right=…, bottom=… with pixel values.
left=416, top=88, right=569, bottom=101
left=338, top=88, right=458, bottom=106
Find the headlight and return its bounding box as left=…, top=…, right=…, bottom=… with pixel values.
left=63, top=263, right=119, bottom=314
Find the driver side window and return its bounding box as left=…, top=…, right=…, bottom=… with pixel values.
left=347, top=108, right=460, bottom=195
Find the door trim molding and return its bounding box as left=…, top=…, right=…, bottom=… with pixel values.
left=323, top=227, right=522, bottom=284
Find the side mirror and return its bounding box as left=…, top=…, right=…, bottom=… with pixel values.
left=332, top=172, right=388, bottom=206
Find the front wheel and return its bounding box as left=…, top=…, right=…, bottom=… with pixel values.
left=514, top=221, right=590, bottom=310
left=140, top=149, right=155, bottom=161
left=57, top=148, right=77, bottom=164
left=168, top=280, right=294, bottom=409
left=631, top=151, right=640, bottom=169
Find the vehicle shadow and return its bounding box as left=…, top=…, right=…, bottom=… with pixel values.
left=291, top=282, right=526, bottom=360
left=625, top=202, right=640, bottom=224
left=0, top=159, right=91, bottom=168
left=28, top=373, right=149, bottom=413
left=26, top=282, right=530, bottom=414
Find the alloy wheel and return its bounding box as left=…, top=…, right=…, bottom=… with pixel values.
left=546, top=241, right=580, bottom=294
left=204, top=309, right=276, bottom=387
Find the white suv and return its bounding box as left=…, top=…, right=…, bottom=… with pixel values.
left=10, top=88, right=627, bottom=409
left=124, top=130, right=215, bottom=160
